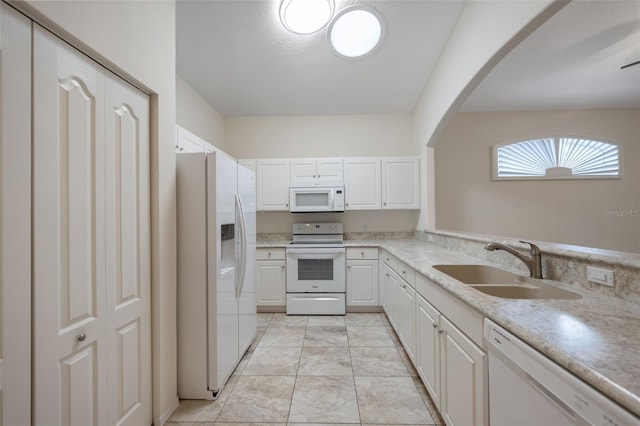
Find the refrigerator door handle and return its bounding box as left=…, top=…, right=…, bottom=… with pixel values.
left=235, top=193, right=248, bottom=299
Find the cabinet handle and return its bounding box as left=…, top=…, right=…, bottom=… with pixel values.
left=76, top=333, right=87, bottom=343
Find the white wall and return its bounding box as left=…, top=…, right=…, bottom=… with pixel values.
left=177, top=76, right=226, bottom=150
left=226, top=114, right=416, bottom=158
left=434, top=109, right=640, bottom=253
left=226, top=114, right=420, bottom=234
left=10, top=0, right=178, bottom=423
left=412, top=0, right=565, bottom=232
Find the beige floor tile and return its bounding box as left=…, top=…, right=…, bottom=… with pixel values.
left=168, top=399, right=224, bottom=422
left=298, top=346, right=353, bottom=376
left=347, top=326, right=395, bottom=347
left=217, top=375, right=296, bottom=422
left=288, top=376, right=360, bottom=423
left=270, top=313, right=309, bottom=326
left=307, top=315, right=346, bottom=326
left=258, top=326, right=306, bottom=347
left=242, top=346, right=302, bottom=375
left=412, top=376, right=446, bottom=425
left=256, top=312, right=274, bottom=326
left=345, top=312, right=385, bottom=326
left=350, top=346, right=410, bottom=377
left=304, top=326, right=348, bottom=346
left=355, top=376, right=435, bottom=424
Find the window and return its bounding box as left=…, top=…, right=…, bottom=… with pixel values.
left=494, top=137, right=620, bottom=180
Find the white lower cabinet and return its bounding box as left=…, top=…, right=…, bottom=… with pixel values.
left=440, top=316, right=487, bottom=426
left=256, top=249, right=286, bottom=308
left=346, top=248, right=379, bottom=307
left=381, top=263, right=400, bottom=329
left=416, top=292, right=488, bottom=426
left=397, top=280, right=416, bottom=363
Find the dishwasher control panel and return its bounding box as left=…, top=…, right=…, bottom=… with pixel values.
left=485, top=319, right=639, bottom=426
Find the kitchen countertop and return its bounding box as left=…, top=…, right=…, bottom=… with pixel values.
left=257, top=237, right=640, bottom=417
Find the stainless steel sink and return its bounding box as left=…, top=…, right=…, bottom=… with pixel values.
left=432, top=264, right=581, bottom=300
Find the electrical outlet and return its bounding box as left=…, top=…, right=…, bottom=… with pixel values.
left=586, top=266, right=614, bottom=287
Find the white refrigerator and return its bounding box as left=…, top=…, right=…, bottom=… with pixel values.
left=177, top=151, right=257, bottom=399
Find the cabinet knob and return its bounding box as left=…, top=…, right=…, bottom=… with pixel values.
left=384, top=202, right=387, bottom=206
left=402, top=285, right=407, bottom=289
left=268, top=252, right=271, bottom=257
left=76, top=333, right=87, bottom=343
left=348, top=265, right=351, bottom=270
left=281, top=265, right=285, bottom=270
left=361, top=252, right=365, bottom=257
left=432, top=323, right=438, bottom=329
left=438, top=329, right=444, bottom=335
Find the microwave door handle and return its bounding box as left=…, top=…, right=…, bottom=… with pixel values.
left=330, top=189, right=335, bottom=210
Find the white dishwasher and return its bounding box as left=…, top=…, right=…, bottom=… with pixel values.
left=485, top=319, right=639, bottom=426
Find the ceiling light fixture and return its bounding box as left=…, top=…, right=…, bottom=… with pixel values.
left=280, top=0, right=335, bottom=35
left=329, top=7, right=383, bottom=59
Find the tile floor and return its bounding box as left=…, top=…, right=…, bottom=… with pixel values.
left=168, top=312, right=445, bottom=425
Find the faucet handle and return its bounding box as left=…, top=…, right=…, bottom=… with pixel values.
left=519, top=240, right=540, bottom=255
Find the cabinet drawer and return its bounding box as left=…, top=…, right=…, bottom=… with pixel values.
left=256, top=248, right=286, bottom=260
left=381, top=251, right=398, bottom=270
left=397, top=261, right=416, bottom=286
left=347, top=247, right=379, bottom=260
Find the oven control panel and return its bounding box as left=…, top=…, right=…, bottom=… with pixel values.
left=293, top=222, right=343, bottom=235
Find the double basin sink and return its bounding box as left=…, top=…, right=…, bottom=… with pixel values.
left=432, top=264, right=581, bottom=300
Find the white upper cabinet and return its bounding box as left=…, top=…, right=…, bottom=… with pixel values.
left=238, top=159, right=257, bottom=174
left=344, top=158, right=382, bottom=210
left=382, top=157, right=419, bottom=209
left=176, top=125, right=215, bottom=154
left=290, top=158, right=343, bottom=184
left=257, top=159, right=290, bottom=211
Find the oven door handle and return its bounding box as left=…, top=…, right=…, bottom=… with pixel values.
left=287, top=248, right=345, bottom=257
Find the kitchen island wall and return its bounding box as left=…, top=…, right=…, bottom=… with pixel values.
left=434, top=108, right=640, bottom=253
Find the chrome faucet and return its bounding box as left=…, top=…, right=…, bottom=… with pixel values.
left=484, top=240, right=543, bottom=279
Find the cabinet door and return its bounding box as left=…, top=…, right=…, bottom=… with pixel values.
left=416, top=294, right=441, bottom=408
left=316, top=157, right=344, bottom=182
left=440, top=316, right=488, bottom=426
left=381, top=264, right=400, bottom=330
left=257, top=159, right=289, bottom=210
left=344, top=158, right=381, bottom=210
left=347, top=260, right=379, bottom=306
left=397, top=281, right=416, bottom=364
left=177, top=125, right=205, bottom=153
left=382, top=157, right=419, bottom=209
left=256, top=260, right=286, bottom=306
left=290, top=158, right=316, bottom=183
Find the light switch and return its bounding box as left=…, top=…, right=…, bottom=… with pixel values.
left=586, top=266, right=614, bottom=287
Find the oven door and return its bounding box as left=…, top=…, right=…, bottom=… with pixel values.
left=286, top=247, right=346, bottom=292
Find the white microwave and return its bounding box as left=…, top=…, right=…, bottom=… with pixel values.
left=289, top=183, right=345, bottom=213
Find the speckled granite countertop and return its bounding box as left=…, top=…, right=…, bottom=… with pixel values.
left=257, top=237, right=640, bottom=416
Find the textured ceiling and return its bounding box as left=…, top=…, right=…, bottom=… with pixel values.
left=176, top=0, right=640, bottom=118
left=176, top=0, right=466, bottom=117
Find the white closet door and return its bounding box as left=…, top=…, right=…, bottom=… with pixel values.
left=104, top=73, right=152, bottom=426
left=33, top=25, right=152, bottom=425
left=33, top=25, right=108, bottom=426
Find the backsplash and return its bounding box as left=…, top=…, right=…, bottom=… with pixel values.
left=417, top=230, right=640, bottom=303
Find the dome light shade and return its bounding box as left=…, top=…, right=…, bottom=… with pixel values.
left=329, top=7, right=383, bottom=58
left=280, top=0, right=335, bottom=35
